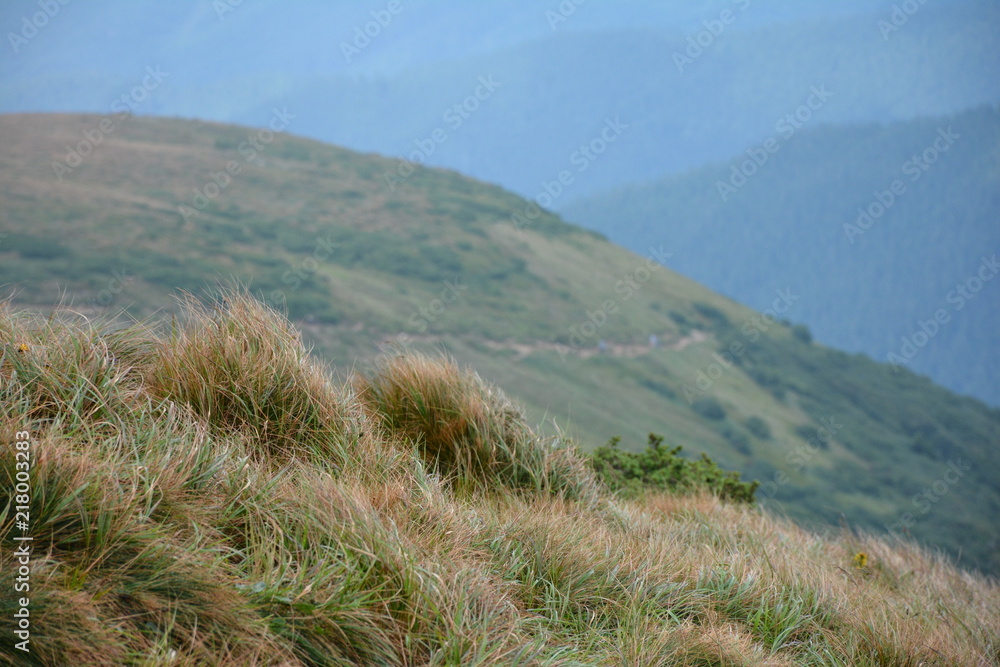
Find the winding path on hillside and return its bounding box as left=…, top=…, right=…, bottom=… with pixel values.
left=375, top=329, right=708, bottom=361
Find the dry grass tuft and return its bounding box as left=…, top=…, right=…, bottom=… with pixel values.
left=355, top=351, right=598, bottom=500
left=143, top=289, right=364, bottom=470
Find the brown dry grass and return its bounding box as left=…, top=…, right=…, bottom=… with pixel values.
left=1, top=290, right=996, bottom=665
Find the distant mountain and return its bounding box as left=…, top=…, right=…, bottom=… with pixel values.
left=1, top=113, right=998, bottom=573
left=564, top=106, right=1000, bottom=407
left=2, top=1, right=998, bottom=203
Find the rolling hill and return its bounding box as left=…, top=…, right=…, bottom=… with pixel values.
left=2, top=1, right=998, bottom=202
left=564, top=106, right=1000, bottom=407
left=1, top=112, right=998, bottom=575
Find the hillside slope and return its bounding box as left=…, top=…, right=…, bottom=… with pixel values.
left=564, top=106, right=1000, bottom=407
left=2, top=2, right=998, bottom=201
left=1, top=293, right=997, bottom=665
left=0, top=113, right=998, bottom=575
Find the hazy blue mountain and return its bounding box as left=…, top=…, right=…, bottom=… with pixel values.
left=2, top=0, right=997, bottom=202
left=564, top=106, right=1000, bottom=406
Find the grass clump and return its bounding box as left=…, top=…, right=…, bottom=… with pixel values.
left=1, top=291, right=997, bottom=665
left=356, top=352, right=598, bottom=500
left=590, top=432, right=759, bottom=503
left=0, top=309, right=144, bottom=433
left=143, top=289, right=363, bottom=469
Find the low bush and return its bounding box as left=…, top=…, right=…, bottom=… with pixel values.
left=692, top=396, right=727, bottom=420
left=589, top=433, right=758, bottom=503
left=744, top=415, right=772, bottom=440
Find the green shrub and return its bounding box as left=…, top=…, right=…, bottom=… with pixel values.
left=7, top=233, right=72, bottom=259
left=720, top=424, right=752, bottom=455
left=589, top=433, right=758, bottom=504
left=692, top=396, right=726, bottom=421
left=744, top=415, right=772, bottom=440
left=794, top=423, right=828, bottom=449
left=746, top=367, right=786, bottom=400
left=638, top=378, right=677, bottom=400
left=693, top=302, right=730, bottom=327
left=792, top=323, right=813, bottom=344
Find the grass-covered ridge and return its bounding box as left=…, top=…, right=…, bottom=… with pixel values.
left=1, top=292, right=997, bottom=665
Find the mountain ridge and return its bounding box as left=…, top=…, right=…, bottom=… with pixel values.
left=3, top=2, right=998, bottom=203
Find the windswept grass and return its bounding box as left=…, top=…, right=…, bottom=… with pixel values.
left=356, top=352, right=597, bottom=501
left=144, top=291, right=364, bottom=470
left=1, top=291, right=997, bottom=665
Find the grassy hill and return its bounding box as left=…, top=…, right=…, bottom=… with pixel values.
left=4, top=2, right=998, bottom=201
left=564, top=106, right=1000, bottom=407
left=0, top=113, right=998, bottom=577
left=1, top=292, right=997, bottom=665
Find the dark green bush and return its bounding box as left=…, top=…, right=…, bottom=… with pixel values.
left=589, top=433, right=758, bottom=504
left=692, top=396, right=726, bottom=421
left=8, top=233, right=72, bottom=259
left=746, top=367, right=786, bottom=400
left=693, top=302, right=730, bottom=327
left=794, top=423, right=829, bottom=449
left=744, top=416, right=772, bottom=440
left=638, top=378, right=677, bottom=400
left=792, top=324, right=813, bottom=344
left=720, top=425, right=752, bottom=455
